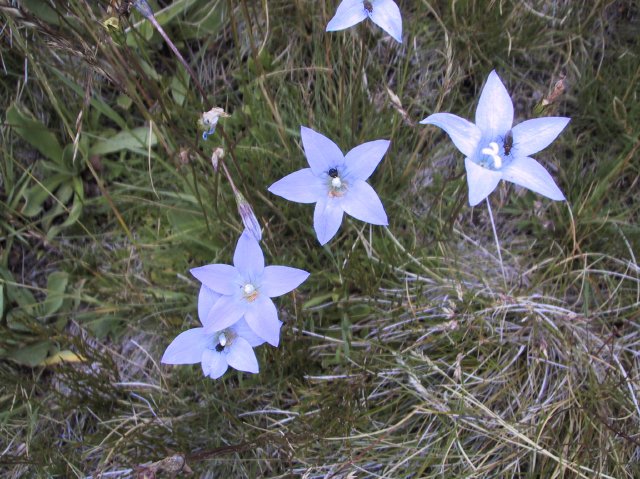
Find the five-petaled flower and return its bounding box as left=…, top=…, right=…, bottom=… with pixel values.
left=161, top=285, right=265, bottom=379
left=190, top=231, right=310, bottom=346
left=268, top=126, right=390, bottom=245
left=327, top=0, right=403, bottom=43
left=420, top=70, right=570, bottom=206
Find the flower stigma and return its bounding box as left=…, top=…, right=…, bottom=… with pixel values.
left=481, top=141, right=502, bottom=169
left=242, top=283, right=259, bottom=302
left=327, top=167, right=347, bottom=197
left=215, top=332, right=228, bottom=352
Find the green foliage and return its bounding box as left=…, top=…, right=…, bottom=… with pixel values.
left=0, top=0, right=639, bottom=477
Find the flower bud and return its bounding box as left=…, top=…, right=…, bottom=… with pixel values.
left=235, top=192, right=262, bottom=242
left=133, top=0, right=154, bottom=19
left=210, top=147, right=224, bottom=173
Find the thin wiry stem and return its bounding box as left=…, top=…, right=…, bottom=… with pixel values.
left=486, top=197, right=507, bottom=288
left=132, top=0, right=209, bottom=102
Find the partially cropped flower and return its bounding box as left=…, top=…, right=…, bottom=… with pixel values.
left=235, top=191, right=262, bottom=242
left=327, top=0, right=402, bottom=43
left=161, top=317, right=265, bottom=379
left=190, top=231, right=309, bottom=346
left=201, top=107, right=229, bottom=140
left=420, top=70, right=570, bottom=206
left=268, top=126, right=389, bottom=245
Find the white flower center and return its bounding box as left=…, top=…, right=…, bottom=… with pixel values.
left=481, top=141, right=502, bottom=169
left=215, top=331, right=233, bottom=352
left=327, top=168, right=347, bottom=197
left=242, top=283, right=259, bottom=302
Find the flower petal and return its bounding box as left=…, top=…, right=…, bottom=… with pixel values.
left=161, top=328, right=210, bottom=365
left=464, top=157, right=502, bottom=206
left=344, top=139, right=390, bottom=181
left=341, top=179, right=388, bottom=225
left=244, top=296, right=282, bottom=347
left=226, top=337, right=259, bottom=374
left=191, top=264, right=239, bottom=296
left=233, top=230, right=264, bottom=279
left=201, top=349, right=228, bottom=379
left=369, top=0, right=403, bottom=43
left=314, top=197, right=344, bottom=245
left=326, top=0, right=367, bottom=32
left=475, top=71, right=514, bottom=139
left=261, top=265, right=310, bottom=297
left=198, top=285, right=221, bottom=327
left=230, top=318, right=265, bottom=348
left=420, top=113, right=481, bottom=158
left=501, top=156, right=565, bottom=201
left=511, top=117, right=570, bottom=157
left=301, top=126, right=345, bottom=176
left=204, top=295, right=246, bottom=333
left=268, top=168, right=325, bottom=204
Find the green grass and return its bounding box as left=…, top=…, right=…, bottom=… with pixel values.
left=1, top=0, right=639, bottom=477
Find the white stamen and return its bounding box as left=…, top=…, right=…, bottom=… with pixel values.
left=331, top=177, right=342, bottom=188
left=218, top=333, right=227, bottom=347
left=243, top=283, right=255, bottom=295
left=481, top=141, right=502, bottom=169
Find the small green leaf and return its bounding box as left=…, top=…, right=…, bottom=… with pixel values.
left=85, top=316, right=122, bottom=339
left=90, top=126, right=157, bottom=156
left=6, top=309, right=33, bottom=332
left=21, top=174, right=68, bottom=217
left=0, top=267, right=36, bottom=310
left=42, top=272, right=69, bottom=318
left=184, top=1, right=227, bottom=39
left=302, top=293, right=335, bottom=310
left=116, top=94, right=133, bottom=110
left=6, top=104, right=63, bottom=163
left=21, top=0, right=61, bottom=25
left=8, top=341, right=52, bottom=367
left=171, top=68, right=190, bottom=106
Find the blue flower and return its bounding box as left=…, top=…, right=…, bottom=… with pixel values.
left=268, top=126, right=389, bottom=245
left=327, top=0, right=402, bottom=43
left=190, top=231, right=310, bottom=346
left=420, top=70, right=570, bottom=206
left=161, top=285, right=265, bottom=379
